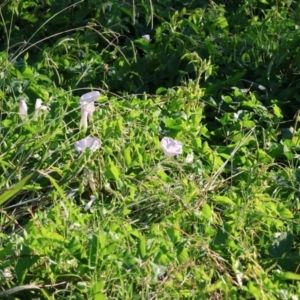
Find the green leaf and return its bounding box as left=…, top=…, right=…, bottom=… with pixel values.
left=124, top=147, right=132, bottom=166
left=165, top=118, right=175, bottom=128
left=20, top=66, right=34, bottom=78
left=156, top=87, right=168, bottom=94
left=149, top=123, right=160, bottom=134
left=177, top=246, right=189, bottom=263
left=191, top=136, right=202, bottom=151
left=215, top=16, right=228, bottom=29
left=222, top=95, right=232, bottom=103
left=247, top=281, right=262, bottom=298
left=116, top=118, right=123, bottom=135
left=133, top=145, right=144, bottom=166
left=280, top=272, right=300, bottom=281
left=258, top=149, right=273, bottom=163
left=137, top=237, right=146, bottom=259
left=26, top=83, right=49, bottom=100
left=92, top=281, right=107, bottom=300
left=156, top=170, right=170, bottom=183
left=212, top=195, right=235, bottom=206
left=191, top=108, right=203, bottom=126
left=0, top=173, right=34, bottom=206
left=277, top=206, right=294, bottom=219
left=202, top=203, right=212, bottom=219
left=166, top=226, right=180, bottom=243
left=273, top=104, right=283, bottom=118
left=105, top=161, right=120, bottom=180
left=15, top=245, right=39, bottom=284
left=38, top=171, right=68, bottom=202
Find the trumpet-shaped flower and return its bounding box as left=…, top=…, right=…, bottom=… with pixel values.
left=161, top=137, right=183, bottom=157
left=19, top=99, right=28, bottom=121
left=84, top=195, right=97, bottom=211
left=79, top=91, right=100, bottom=129
left=80, top=110, right=89, bottom=129
left=74, top=136, right=101, bottom=153
left=34, top=98, right=49, bottom=120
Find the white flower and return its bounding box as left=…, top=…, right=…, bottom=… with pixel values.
left=34, top=98, right=49, bottom=120
left=35, top=98, right=48, bottom=111
left=185, top=152, right=194, bottom=164
left=79, top=91, right=100, bottom=129
left=79, top=91, right=100, bottom=114
left=19, top=99, right=28, bottom=121
left=161, top=137, right=183, bottom=157
left=74, top=136, right=101, bottom=153
left=80, top=109, right=89, bottom=129
left=84, top=195, right=97, bottom=211
left=142, top=34, right=150, bottom=40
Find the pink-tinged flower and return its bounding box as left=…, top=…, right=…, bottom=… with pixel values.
left=79, top=91, right=100, bottom=129
left=161, top=137, right=183, bottom=157
left=19, top=99, right=28, bottom=121
left=74, top=136, right=101, bottom=153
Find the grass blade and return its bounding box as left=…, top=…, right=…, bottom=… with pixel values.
left=0, top=173, right=34, bottom=206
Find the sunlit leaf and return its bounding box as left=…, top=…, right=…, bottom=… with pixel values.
left=0, top=173, right=34, bottom=206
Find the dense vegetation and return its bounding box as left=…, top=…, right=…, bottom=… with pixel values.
left=1, top=0, right=300, bottom=299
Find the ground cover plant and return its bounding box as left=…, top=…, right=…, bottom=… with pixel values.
left=1, top=0, right=300, bottom=299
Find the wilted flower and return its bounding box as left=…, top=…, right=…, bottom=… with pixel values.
left=1, top=267, right=13, bottom=279
left=161, top=137, right=183, bottom=157
left=84, top=195, right=97, bottom=211
left=142, top=34, right=150, bottom=40
left=74, top=136, right=101, bottom=153
left=84, top=168, right=96, bottom=192
left=34, top=98, right=49, bottom=120
left=19, top=99, right=28, bottom=121
left=185, top=152, right=194, bottom=164
left=79, top=91, right=100, bottom=129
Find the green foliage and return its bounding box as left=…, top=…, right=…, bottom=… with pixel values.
left=1, top=0, right=300, bottom=299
